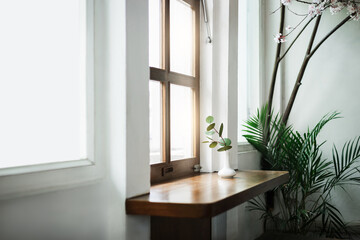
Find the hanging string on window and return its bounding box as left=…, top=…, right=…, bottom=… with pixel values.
left=201, top=0, right=212, bottom=43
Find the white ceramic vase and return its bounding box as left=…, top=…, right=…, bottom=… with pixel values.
left=218, top=151, right=236, bottom=178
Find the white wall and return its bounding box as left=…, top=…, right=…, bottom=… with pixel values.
left=0, top=0, right=151, bottom=239
left=200, top=0, right=265, bottom=239
left=264, top=1, right=360, bottom=223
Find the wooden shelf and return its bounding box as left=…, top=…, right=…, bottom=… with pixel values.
left=126, top=170, right=289, bottom=218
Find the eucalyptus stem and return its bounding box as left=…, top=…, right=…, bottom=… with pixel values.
left=213, top=127, right=226, bottom=146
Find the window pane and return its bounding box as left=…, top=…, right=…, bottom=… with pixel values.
left=150, top=81, right=163, bottom=164
left=149, top=0, right=163, bottom=69
left=170, top=0, right=194, bottom=76
left=170, top=84, right=194, bottom=161
left=0, top=0, right=87, bottom=168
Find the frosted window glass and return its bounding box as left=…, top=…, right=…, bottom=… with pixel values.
left=149, top=81, right=163, bottom=164
left=170, top=84, right=194, bottom=161
left=149, top=0, right=163, bottom=69
left=170, top=0, right=194, bottom=76
left=0, top=0, right=87, bottom=168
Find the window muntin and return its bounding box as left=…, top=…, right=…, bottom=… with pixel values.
left=0, top=0, right=92, bottom=169
left=149, top=0, right=199, bottom=183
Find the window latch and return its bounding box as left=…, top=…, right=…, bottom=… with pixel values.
left=193, top=164, right=202, bottom=172
left=162, top=166, right=174, bottom=176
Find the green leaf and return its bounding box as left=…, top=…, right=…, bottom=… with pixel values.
left=206, top=116, right=214, bottom=124
left=205, top=130, right=215, bottom=135
left=217, top=147, right=226, bottom=152
left=219, top=123, right=224, bottom=137
left=219, top=138, right=232, bottom=146
left=224, top=138, right=231, bottom=146
left=217, top=146, right=232, bottom=152
left=209, top=142, right=218, bottom=148
left=202, top=141, right=210, bottom=143
left=207, top=123, right=215, bottom=131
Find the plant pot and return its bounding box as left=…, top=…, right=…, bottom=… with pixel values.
left=218, top=151, right=236, bottom=178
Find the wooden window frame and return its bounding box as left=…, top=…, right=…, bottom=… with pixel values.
left=150, top=0, right=200, bottom=184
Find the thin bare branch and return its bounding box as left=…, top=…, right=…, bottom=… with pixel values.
left=266, top=5, right=286, bottom=138
left=295, top=0, right=313, bottom=4
left=285, top=15, right=310, bottom=37
left=287, top=6, right=309, bottom=16
left=283, top=15, right=352, bottom=124
left=309, top=15, right=352, bottom=58
left=271, top=5, right=282, bottom=15
left=279, top=17, right=315, bottom=62
left=283, top=15, right=322, bottom=124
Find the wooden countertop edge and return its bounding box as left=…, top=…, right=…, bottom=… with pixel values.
left=126, top=172, right=289, bottom=218
left=210, top=172, right=289, bottom=217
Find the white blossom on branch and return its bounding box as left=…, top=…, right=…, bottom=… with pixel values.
left=330, top=1, right=346, bottom=14
left=281, top=0, right=292, bottom=5
left=273, top=0, right=360, bottom=43
left=274, top=33, right=287, bottom=43
left=308, top=2, right=325, bottom=17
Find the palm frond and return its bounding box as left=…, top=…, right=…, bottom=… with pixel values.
left=320, top=201, right=350, bottom=238
left=243, top=106, right=359, bottom=238
left=326, top=136, right=360, bottom=193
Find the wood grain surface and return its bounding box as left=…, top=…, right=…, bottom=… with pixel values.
left=126, top=170, right=289, bottom=218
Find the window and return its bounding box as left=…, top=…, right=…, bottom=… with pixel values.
left=149, top=0, right=200, bottom=183
left=0, top=0, right=94, bottom=174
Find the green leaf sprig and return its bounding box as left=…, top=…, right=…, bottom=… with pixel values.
left=202, top=116, right=232, bottom=152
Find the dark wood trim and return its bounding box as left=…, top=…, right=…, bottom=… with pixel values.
left=164, top=0, right=170, bottom=72
left=127, top=171, right=290, bottom=218
left=163, top=81, right=170, bottom=164
left=150, top=69, right=196, bottom=88
left=150, top=0, right=200, bottom=184
left=150, top=68, right=166, bottom=82
left=168, top=72, right=196, bottom=88
left=151, top=216, right=211, bottom=240
left=161, top=0, right=166, bottom=69
left=151, top=158, right=198, bottom=185
left=194, top=0, right=200, bottom=163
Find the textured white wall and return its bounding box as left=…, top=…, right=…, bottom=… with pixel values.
left=264, top=0, right=360, bottom=223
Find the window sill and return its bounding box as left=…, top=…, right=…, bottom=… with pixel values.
left=237, top=142, right=256, bottom=153
left=0, top=160, right=104, bottom=200
left=0, top=159, right=94, bottom=177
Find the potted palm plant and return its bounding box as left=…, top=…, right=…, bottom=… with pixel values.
left=242, top=0, right=360, bottom=238
left=244, top=106, right=360, bottom=238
